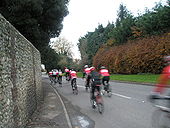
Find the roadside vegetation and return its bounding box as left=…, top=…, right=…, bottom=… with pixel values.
left=78, top=1, right=170, bottom=75
left=77, top=72, right=159, bottom=84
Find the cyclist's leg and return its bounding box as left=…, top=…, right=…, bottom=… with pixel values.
left=83, top=72, right=86, bottom=78
left=103, top=77, right=107, bottom=90
left=52, top=75, right=55, bottom=83
left=73, top=78, right=77, bottom=89
left=86, top=76, right=89, bottom=87
left=91, top=83, right=95, bottom=100
left=71, top=79, right=74, bottom=89
left=60, top=76, right=62, bottom=83
left=59, top=76, right=62, bottom=84
left=106, top=76, right=110, bottom=85
left=54, top=75, right=57, bottom=83
left=69, top=73, right=71, bottom=81
left=87, top=75, right=91, bottom=86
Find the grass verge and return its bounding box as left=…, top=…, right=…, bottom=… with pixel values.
left=110, top=74, right=159, bottom=84
left=77, top=72, right=160, bottom=84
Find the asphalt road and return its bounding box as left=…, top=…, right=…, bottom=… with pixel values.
left=52, top=77, right=170, bottom=128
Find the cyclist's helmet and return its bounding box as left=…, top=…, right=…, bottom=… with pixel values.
left=100, top=66, right=106, bottom=69
left=84, top=65, right=88, bottom=68
left=90, top=66, right=95, bottom=71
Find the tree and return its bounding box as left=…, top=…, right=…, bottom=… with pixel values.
left=135, top=2, right=170, bottom=36
left=50, top=37, right=73, bottom=57
left=50, top=37, right=77, bottom=69
left=41, top=46, right=60, bottom=71
left=0, top=0, right=69, bottom=66
left=116, top=4, right=129, bottom=27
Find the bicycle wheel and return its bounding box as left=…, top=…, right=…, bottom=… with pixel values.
left=58, top=77, right=62, bottom=87
left=50, top=77, right=53, bottom=84
left=74, top=86, right=78, bottom=95
left=72, top=79, right=78, bottom=95
left=97, top=103, right=104, bottom=114
left=90, top=98, right=96, bottom=109
left=96, top=94, right=104, bottom=114
left=107, top=84, right=112, bottom=97
left=152, top=109, right=170, bottom=128
left=85, top=80, right=88, bottom=92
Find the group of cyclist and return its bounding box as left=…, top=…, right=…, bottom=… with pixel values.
left=48, top=69, right=63, bottom=84
left=48, top=65, right=111, bottom=98
left=82, top=65, right=111, bottom=100
left=48, top=55, right=170, bottom=113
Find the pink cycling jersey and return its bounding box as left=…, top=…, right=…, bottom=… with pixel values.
left=49, top=71, right=53, bottom=76
left=84, top=68, right=91, bottom=75
left=154, top=65, right=170, bottom=93
left=99, top=69, right=110, bottom=76
left=70, top=71, right=77, bottom=79
left=65, top=68, right=70, bottom=72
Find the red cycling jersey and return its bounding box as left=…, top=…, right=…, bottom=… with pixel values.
left=65, top=68, right=70, bottom=72
left=49, top=71, right=53, bottom=76
left=70, top=71, right=77, bottom=79
left=84, top=68, right=91, bottom=75
left=154, top=65, right=170, bottom=93
left=99, top=69, right=110, bottom=76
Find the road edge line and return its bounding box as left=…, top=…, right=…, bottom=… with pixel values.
left=49, top=84, right=73, bottom=128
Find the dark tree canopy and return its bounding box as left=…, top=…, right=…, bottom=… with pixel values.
left=0, top=0, right=69, bottom=70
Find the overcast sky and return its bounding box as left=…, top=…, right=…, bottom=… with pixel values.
left=56, top=0, right=167, bottom=59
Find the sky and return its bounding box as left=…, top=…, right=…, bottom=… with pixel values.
left=54, top=0, right=167, bottom=59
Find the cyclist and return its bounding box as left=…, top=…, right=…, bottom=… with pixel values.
left=58, top=69, right=63, bottom=84
left=48, top=70, right=53, bottom=82
left=149, top=55, right=170, bottom=100
left=70, top=69, right=77, bottom=90
left=90, top=67, right=102, bottom=101
left=83, top=65, right=88, bottom=78
left=52, top=69, right=58, bottom=83
left=99, top=66, right=110, bottom=91
left=48, top=70, right=53, bottom=77
left=64, top=67, right=70, bottom=81
left=84, top=65, right=91, bottom=90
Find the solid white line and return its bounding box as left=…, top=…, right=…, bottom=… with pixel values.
left=155, top=105, right=170, bottom=111
left=112, top=92, right=132, bottom=99
left=78, top=85, right=132, bottom=99
left=77, top=85, right=85, bottom=88
left=50, top=84, right=72, bottom=128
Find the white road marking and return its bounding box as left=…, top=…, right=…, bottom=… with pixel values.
left=77, top=116, right=90, bottom=127
left=50, top=84, right=73, bottom=128
left=77, top=85, right=86, bottom=88
left=78, top=85, right=132, bottom=99
left=111, top=92, right=132, bottom=99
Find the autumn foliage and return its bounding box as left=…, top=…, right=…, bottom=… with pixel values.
left=93, top=33, right=170, bottom=74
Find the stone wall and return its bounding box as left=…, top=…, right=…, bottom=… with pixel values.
left=0, top=14, right=42, bottom=128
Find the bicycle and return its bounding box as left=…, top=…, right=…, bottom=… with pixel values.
left=66, top=73, right=70, bottom=81
left=90, top=85, right=104, bottom=114
left=102, top=81, right=112, bottom=97
left=72, top=78, right=78, bottom=95
left=84, top=75, right=91, bottom=92
left=50, top=76, right=57, bottom=84
left=58, top=75, right=62, bottom=87
left=151, top=95, right=170, bottom=128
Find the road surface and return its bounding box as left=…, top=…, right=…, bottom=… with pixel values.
left=51, top=77, right=170, bottom=128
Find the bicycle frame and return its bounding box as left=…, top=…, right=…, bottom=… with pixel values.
left=91, top=85, right=104, bottom=114
left=72, top=78, right=78, bottom=95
